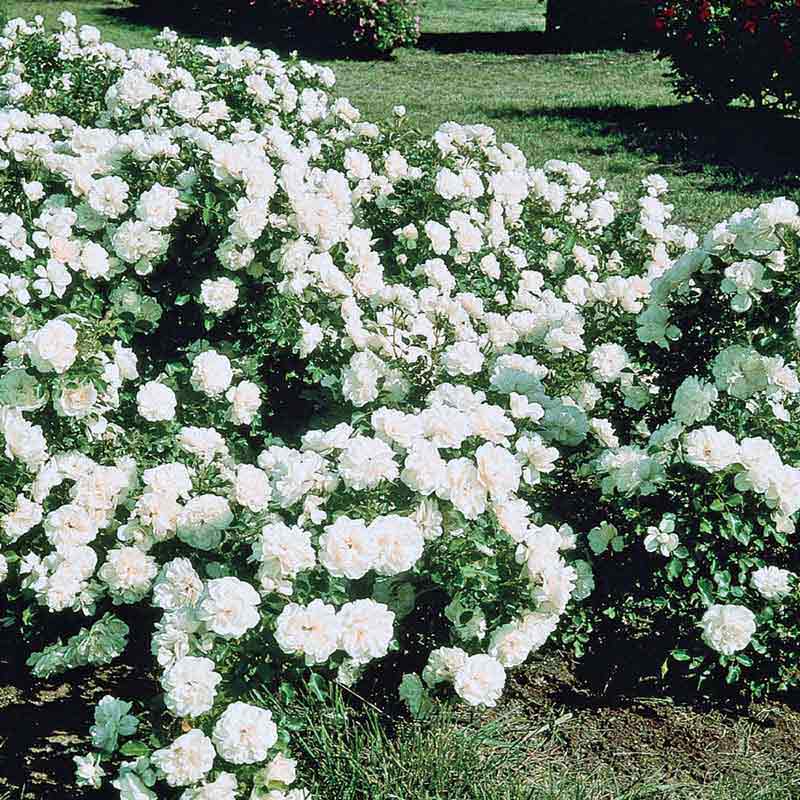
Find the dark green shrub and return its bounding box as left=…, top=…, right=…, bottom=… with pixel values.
left=653, top=0, right=800, bottom=111
left=546, top=0, right=655, bottom=49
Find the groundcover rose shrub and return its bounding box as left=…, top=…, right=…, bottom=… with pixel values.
left=0, top=13, right=799, bottom=797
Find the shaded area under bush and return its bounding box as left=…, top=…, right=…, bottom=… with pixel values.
left=487, top=102, right=800, bottom=197
left=109, top=0, right=404, bottom=58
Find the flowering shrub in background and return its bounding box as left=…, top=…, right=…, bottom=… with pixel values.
left=652, top=0, right=800, bottom=111
left=132, top=0, right=421, bottom=56
left=283, top=0, right=421, bottom=54
left=0, top=13, right=798, bottom=798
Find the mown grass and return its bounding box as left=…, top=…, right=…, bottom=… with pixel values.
left=3, top=0, right=799, bottom=229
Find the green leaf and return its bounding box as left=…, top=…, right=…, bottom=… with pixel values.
left=713, top=570, right=731, bottom=590
left=119, top=741, right=150, bottom=757
left=667, top=558, right=683, bottom=579
left=671, top=649, right=691, bottom=662
left=278, top=681, right=296, bottom=705
left=398, top=674, right=434, bottom=720
left=307, top=671, right=328, bottom=703
left=697, top=578, right=715, bottom=605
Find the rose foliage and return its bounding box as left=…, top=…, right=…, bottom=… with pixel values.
left=0, top=13, right=799, bottom=800
left=653, top=0, right=800, bottom=111
left=282, top=0, right=421, bottom=54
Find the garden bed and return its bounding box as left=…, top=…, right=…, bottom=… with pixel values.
left=3, top=644, right=800, bottom=799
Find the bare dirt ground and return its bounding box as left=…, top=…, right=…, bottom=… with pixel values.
left=0, top=636, right=153, bottom=800
left=501, top=654, right=800, bottom=792
left=2, top=640, right=799, bottom=799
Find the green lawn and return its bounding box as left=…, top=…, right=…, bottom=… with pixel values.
left=3, top=0, right=799, bottom=229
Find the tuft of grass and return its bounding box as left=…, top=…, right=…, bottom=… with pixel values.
left=284, top=692, right=539, bottom=800
left=276, top=689, right=800, bottom=800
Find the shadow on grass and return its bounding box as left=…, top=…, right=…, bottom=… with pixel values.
left=417, top=30, right=652, bottom=56
left=101, top=3, right=654, bottom=59
left=489, top=103, right=800, bottom=195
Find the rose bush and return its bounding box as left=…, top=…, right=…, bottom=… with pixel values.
left=652, top=0, right=800, bottom=111
left=0, top=13, right=799, bottom=799
left=131, top=0, right=421, bottom=57
left=283, top=0, right=421, bottom=54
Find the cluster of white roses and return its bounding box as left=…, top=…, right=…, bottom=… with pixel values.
left=0, top=14, right=798, bottom=798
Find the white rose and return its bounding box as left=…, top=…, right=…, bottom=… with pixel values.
left=2, top=495, right=43, bottom=543
left=161, top=656, right=222, bottom=718
left=152, top=729, right=215, bottom=787
left=274, top=599, right=341, bottom=665
left=80, top=242, right=111, bottom=278
left=438, top=458, right=487, bottom=520
left=684, top=426, right=740, bottom=472
left=318, top=516, right=376, bottom=580
left=488, top=623, right=534, bottom=668
left=337, top=599, right=395, bottom=664
left=136, top=381, right=177, bottom=422
left=588, top=343, right=629, bottom=383
left=177, top=494, right=233, bottom=550
left=751, top=566, right=793, bottom=600
left=233, top=464, right=271, bottom=512
left=54, top=381, right=98, bottom=418
left=699, top=604, right=756, bottom=655
left=422, top=646, right=468, bottom=687
left=169, top=88, right=204, bottom=119
left=226, top=381, right=261, bottom=425
left=264, top=753, right=297, bottom=786
left=368, top=514, right=425, bottom=576
left=200, top=277, right=239, bottom=315
left=474, top=443, right=521, bottom=500
left=28, top=319, right=78, bottom=374
left=453, top=654, right=506, bottom=707
left=401, top=440, right=447, bottom=496
left=299, top=320, right=324, bottom=357
left=136, top=183, right=180, bottom=229
left=442, top=342, right=484, bottom=377
left=191, top=350, right=233, bottom=397
left=197, top=576, right=261, bottom=639
left=337, top=436, right=398, bottom=491
left=212, top=701, right=277, bottom=764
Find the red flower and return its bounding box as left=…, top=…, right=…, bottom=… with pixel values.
left=743, top=19, right=758, bottom=34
